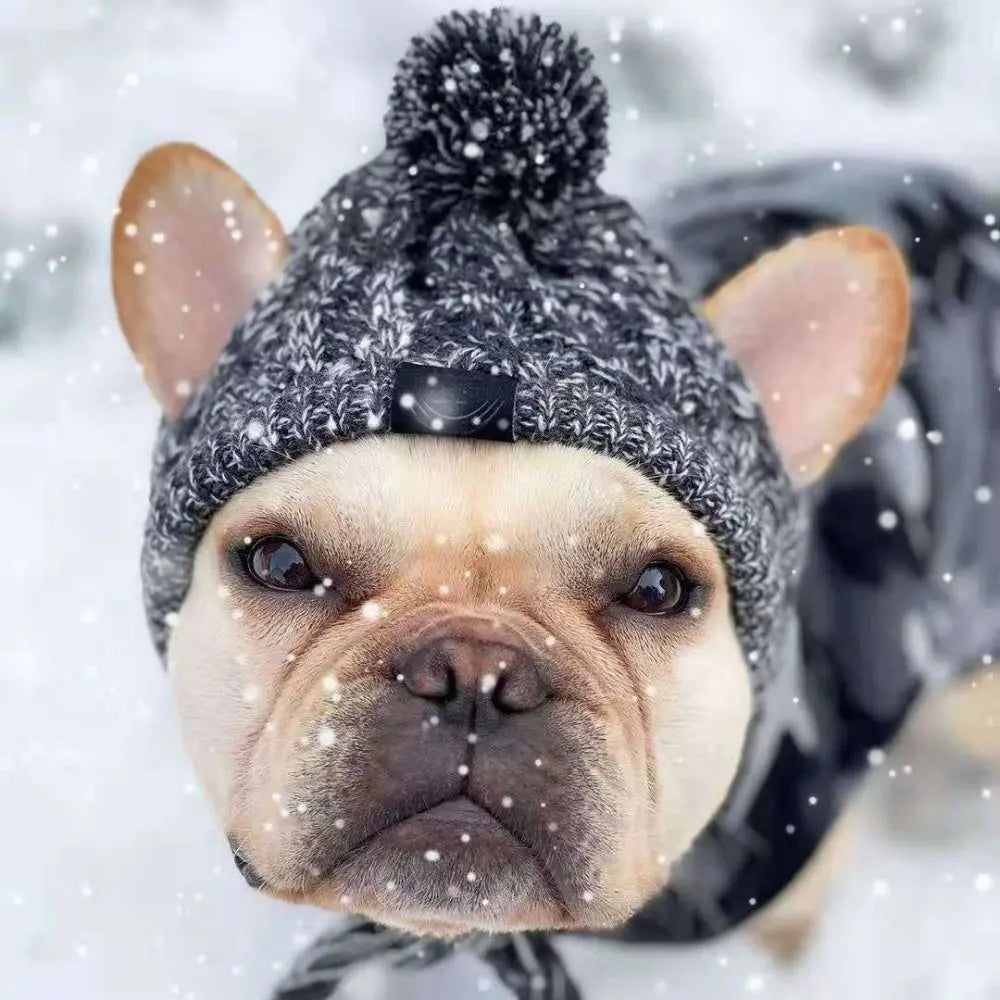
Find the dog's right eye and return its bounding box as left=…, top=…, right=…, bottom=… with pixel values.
left=244, top=537, right=318, bottom=591
left=621, top=562, right=691, bottom=615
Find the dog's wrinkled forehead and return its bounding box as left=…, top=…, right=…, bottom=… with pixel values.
left=213, top=437, right=725, bottom=586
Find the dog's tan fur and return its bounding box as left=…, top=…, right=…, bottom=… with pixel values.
left=111, top=142, right=287, bottom=418
left=114, top=143, right=914, bottom=943
left=937, top=667, right=1000, bottom=762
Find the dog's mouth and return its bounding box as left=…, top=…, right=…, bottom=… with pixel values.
left=227, top=660, right=623, bottom=933
left=247, top=796, right=573, bottom=933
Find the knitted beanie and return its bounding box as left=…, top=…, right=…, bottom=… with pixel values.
left=142, top=8, right=805, bottom=679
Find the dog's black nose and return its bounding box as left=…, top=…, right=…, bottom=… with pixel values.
left=396, top=635, right=549, bottom=713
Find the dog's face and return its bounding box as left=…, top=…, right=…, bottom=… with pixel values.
left=112, top=145, right=909, bottom=934
left=168, top=437, right=749, bottom=933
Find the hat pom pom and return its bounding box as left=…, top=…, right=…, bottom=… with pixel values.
left=384, top=8, right=608, bottom=224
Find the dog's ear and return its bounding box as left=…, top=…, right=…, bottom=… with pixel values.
left=702, top=226, right=910, bottom=484
left=112, top=143, right=287, bottom=419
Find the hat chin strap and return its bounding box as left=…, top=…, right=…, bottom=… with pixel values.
left=270, top=917, right=582, bottom=1000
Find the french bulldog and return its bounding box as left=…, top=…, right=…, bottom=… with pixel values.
left=110, top=8, right=999, bottom=996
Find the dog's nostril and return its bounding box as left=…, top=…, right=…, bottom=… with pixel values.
left=493, top=658, right=548, bottom=713
left=397, top=644, right=455, bottom=702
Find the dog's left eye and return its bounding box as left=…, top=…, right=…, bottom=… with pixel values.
left=621, top=563, right=690, bottom=615
left=244, top=537, right=318, bottom=591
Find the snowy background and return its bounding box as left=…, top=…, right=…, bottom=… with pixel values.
left=2, top=1, right=999, bottom=998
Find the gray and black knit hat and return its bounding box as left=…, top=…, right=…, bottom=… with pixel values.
left=143, top=7, right=805, bottom=678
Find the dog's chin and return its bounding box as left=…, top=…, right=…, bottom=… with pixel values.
left=269, top=798, right=575, bottom=935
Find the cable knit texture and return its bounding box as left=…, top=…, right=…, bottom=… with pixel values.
left=141, top=8, right=806, bottom=681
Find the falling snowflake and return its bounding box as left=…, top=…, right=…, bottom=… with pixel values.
left=360, top=601, right=383, bottom=620
left=878, top=509, right=899, bottom=530
left=483, top=533, right=508, bottom=553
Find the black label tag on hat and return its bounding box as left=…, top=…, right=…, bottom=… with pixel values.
left=389, top=362, right=516, bottom=442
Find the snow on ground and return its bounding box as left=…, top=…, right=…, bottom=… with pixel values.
left=1, top=1, right=998, bottom=998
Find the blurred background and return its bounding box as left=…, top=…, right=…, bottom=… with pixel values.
left=1, top=0, right=999, bottom=997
